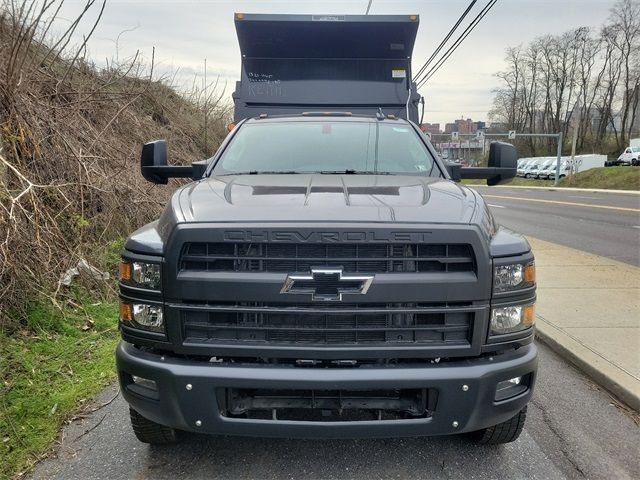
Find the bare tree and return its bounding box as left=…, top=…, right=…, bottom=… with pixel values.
left=608, top=0, right=640, bottom=145
left=0, top=0, right=230, bottom=329
left=489, top=0, right=640, bottom=156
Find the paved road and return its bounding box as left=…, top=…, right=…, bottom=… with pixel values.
left=472, top=186, right=640, bottom=266
left=29, top=343, right=640, bottom=480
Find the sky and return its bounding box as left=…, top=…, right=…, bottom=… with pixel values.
left=51, top=0, right=616, bottom=125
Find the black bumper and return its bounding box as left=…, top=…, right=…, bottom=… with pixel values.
left=116, top=341, right=537, bottom=439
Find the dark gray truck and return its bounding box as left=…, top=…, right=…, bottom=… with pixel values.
left=116, top=14, right=537, bottom=445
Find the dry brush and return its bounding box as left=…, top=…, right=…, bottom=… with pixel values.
left=0, top=0, right=229, bottom=330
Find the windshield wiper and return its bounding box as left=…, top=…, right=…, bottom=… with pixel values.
left=317, top=170, right=394, bottom=175
left=217, top=170, right=302, bottom=176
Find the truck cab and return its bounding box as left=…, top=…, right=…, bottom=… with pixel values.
left=116, top=13, right=537, bottom=446
left=617, top=146, right=640, bottom=166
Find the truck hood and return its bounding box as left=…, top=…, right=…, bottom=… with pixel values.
left=175, top=174, right=477, bottom=224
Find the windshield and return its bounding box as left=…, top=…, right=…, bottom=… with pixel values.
left=632, top=147, right=640, bottom=153
left=212, top=121, right=441, bottom=176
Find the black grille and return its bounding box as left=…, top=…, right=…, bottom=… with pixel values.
left=223, top=387, right=437, bottom=421
left=179, top=243, right=475, bottom=274
left=181, top=303, right=474, bottom=346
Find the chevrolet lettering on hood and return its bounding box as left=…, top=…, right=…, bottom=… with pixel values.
left=223, top=230, right=433, bottom=243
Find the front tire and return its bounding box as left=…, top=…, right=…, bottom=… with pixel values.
left=129, top=408, right=178, bottom=444
left=469, top=406, right=527, bottom=445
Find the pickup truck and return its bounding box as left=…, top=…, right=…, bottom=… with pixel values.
left=116, top=13, right=537, bottom=446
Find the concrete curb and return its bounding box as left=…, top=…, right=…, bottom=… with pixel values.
left=535, top=322, right=640, bottom=412
left=471, top=185, right=640, bottom=195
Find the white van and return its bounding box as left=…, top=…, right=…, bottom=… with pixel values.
left=617, top=145, right=640, bottom=166
left=528, top=158, right=555, bottom=179
left=539, top=162, right=567, bottom=179
left=517, top=159, right=536, bottom=176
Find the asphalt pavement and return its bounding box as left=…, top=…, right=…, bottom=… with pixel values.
left=28, top=343, right=640, bottom=480
left=472, top=186, right=640, bottom=266
left=27, top=185, right=640, bottom=480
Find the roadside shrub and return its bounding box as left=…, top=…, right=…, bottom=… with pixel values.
left=0, top=1, right=229, bottom=330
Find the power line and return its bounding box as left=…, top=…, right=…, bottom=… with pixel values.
left=366, top=0, right=373, bottom=15
left=416, top=0, right=497, bottom=89
left=412, top=0, right=477, bottom=82
left=416, top=0, right=497, bottom=88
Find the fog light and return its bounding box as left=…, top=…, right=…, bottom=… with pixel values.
left=132, top=375, right=157, bottom=391
left=495, top=375, right=529, bottom=401
left=127, top=374, right=159, bottom=400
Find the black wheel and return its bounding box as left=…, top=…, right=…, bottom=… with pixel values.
left=469, top=406, right=527, bottom=445
left=129, top=408, right=178, bottom=444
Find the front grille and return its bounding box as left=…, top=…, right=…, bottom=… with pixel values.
left=181, top=303, right=474, bottom=346
left=221, top=387, right=437, bottom=421
left=179, top=242, right=475, bottom=274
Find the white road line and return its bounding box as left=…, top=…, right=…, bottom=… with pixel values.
left=633, top=226, right=640, bottom=229
left=487, top=204, right=506, bottom=209
left=569, top=195, right=600, bottom=200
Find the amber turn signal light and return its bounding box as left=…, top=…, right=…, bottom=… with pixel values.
left=120, top=302, right=133, bottom=322
left=119, top=261, right=132, bottom=281
left=523, top=304, right=536, bottom=327
left=524, top=263, right=536, bottom=284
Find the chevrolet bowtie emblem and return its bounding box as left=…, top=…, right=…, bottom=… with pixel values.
left=280, top=268, right=374, bottom=302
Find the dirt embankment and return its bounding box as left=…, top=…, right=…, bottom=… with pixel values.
left=0, top=3, right=229, bottom=329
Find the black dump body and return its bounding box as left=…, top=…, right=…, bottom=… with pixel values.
left=232, top=14, right=421, bottom=122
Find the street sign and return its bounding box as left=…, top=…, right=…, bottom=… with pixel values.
left=425, top=131, right=432, bottom=140
left=451, top=131, right=459, bottom=140
left=508, top=130, right=516, bottom=139
left=476, top=130, right=485, bottom=139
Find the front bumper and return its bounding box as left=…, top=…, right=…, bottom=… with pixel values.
left=117, top=341, right=537, bottom=439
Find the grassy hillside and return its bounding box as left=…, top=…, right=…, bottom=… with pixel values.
left=560, top=166, right=640, bottom=190
left=464, top=167, right=640, bottom=190
left=1, top=301, right=119, bottom=479
left=0, top=3, right=229, bottom=477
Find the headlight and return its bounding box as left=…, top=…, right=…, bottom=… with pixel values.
left=490, top=303, right=535, bottom=335
left=120, top=302, right=164, bottom=333
left=494, top=262, right=535, bottom=293
left=119, top=260, right=161, bottom=290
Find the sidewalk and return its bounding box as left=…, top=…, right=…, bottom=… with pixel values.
left=529, top=237, right=640, bottom=410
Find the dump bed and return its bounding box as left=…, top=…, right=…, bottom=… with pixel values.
left=232, top=13, right=421, bottom=122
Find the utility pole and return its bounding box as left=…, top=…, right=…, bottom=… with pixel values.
left=204, top=58, right=208, bottom=154
left=554, top=131, right=563, bottom=186
left=569, top=104, right=581, bottom=176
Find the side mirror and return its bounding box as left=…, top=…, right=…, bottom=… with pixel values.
left=444, top=161, right=461, bottom=182
left=486, top=141, right=517, bottom=185
left=141, top=140, right=207, bottom=184
left=459, top=142, right=517, bottom=185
